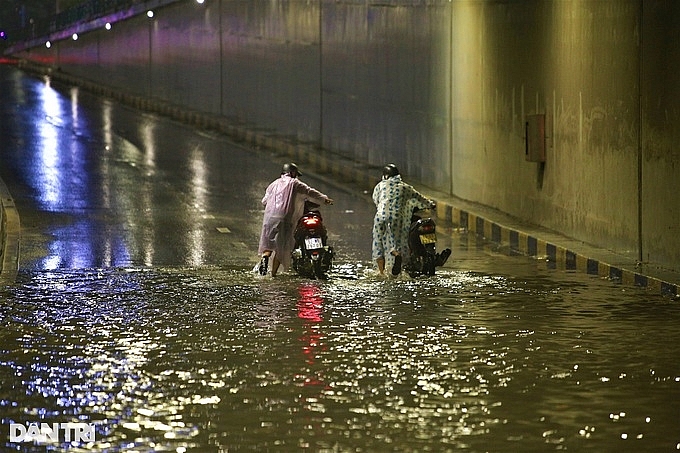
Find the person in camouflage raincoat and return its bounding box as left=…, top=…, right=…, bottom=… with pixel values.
left=372, top=164, right=434, bottom=276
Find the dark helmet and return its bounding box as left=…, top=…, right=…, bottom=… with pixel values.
left=282, top=162, right=302, bottom=177
left=382, top=163, right=400, bottom=179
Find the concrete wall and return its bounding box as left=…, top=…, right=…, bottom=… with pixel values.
left=641, top=1, right=680, bottom=269
left=451, top=1, right=642, bottom=257
left=11, top=0, right=680, bottom=271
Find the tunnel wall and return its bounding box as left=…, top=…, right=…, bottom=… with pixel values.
left=451, top=1, right=642, bottom=258
left=12, top=0, right=680, bottom=271
left=640, top=2, right=680, bottom=270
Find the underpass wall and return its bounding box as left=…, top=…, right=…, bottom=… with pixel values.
left=641, top=3, right=680, bottom=270
left=10, top=0, right=680, bottom=271
left=19, top=0, right=452, bottom=188
left=451, top=1, right=642, bottom=259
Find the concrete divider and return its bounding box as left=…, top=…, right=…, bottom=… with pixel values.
left=0, top=176, right=20, bottom=284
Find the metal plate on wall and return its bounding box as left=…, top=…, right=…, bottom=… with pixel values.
left=525, top=114, right=546, bottom=162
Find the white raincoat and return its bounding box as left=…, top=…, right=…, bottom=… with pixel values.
left=372, top=174, right=432, bottom=261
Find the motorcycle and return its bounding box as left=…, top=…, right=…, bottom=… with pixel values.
left=404, top=207, right=451, bottom=277
left=291, top=201, right=334, bottom=279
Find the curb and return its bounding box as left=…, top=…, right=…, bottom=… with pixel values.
left=0, top=176, right=20, bottom=284
left=12, top=59, right=680, bottom=297
left=434, top=203, right=678, bottom=297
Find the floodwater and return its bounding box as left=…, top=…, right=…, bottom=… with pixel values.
left=2, top=248, right=680, bottom=452
left=1, top=63, right=680, bottom=452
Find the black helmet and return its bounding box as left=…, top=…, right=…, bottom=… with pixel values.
left=382, top=163, right=400, bottom=179
left=282, top=162, right=302, bottom=177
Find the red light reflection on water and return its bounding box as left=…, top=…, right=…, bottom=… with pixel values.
left=296, top=283, right=327, bottom=390
left=297, top=283, right=324, bottom=323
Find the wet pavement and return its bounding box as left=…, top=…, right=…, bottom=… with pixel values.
left=0, top=62, right=374, bottom=272
left=1, top=62, right=680, bottom=452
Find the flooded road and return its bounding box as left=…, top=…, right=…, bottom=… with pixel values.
left=2, top=262, right=680, bottom=452
left=1, top=64, right=680, bottom=452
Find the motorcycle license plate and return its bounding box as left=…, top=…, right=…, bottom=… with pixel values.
left=419, top=233, right=437, bottom=244
left=305, top=237, right=324, bottom=250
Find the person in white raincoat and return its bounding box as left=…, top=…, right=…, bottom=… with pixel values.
left=258, top=163, right=333, bottom=276
left=372, top=164, right=434, bottom=276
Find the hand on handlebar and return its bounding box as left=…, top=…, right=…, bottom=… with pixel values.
left=325, top=198, right=334, bottom=205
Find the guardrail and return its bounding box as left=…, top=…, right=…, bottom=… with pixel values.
left=11, top=0, right=144, bottom=42
left=5, top=0, right=178, bottom=54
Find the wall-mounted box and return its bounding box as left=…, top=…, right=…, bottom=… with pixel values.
left=525, top=114, right=546, bottom=162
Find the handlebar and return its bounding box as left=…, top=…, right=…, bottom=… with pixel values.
left=413, top=202, right=436, bottom=214
left=304, top=200, right=321, bottom=211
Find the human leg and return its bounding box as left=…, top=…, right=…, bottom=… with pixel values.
left=271, top=255, right=282, bottom=277
left=258, top=216, right=283, bottom=276
left=376, top=257, right=386, bottom=274
left=372, top=218, right=389, bottom=275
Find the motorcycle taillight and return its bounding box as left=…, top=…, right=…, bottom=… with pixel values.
left=303, top=217, right=321, bottom=227
left=419, top=223, right=435, bottom=233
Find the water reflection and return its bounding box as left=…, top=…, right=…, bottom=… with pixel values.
left=19, top=76, right=134, bottom=269
left=35, top=79, right=64, bottom=209
left=1, top=265, right=680, bottom=451
left=187, top=145, right=207, bottom=266
left=5, top=65, right=266, bottom=271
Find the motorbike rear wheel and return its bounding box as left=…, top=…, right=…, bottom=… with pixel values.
left=406, top=255, right=419, bottom=278
left=313, top=259, right=324, bottom=280
left=424, top=253, right=436, bottom=276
